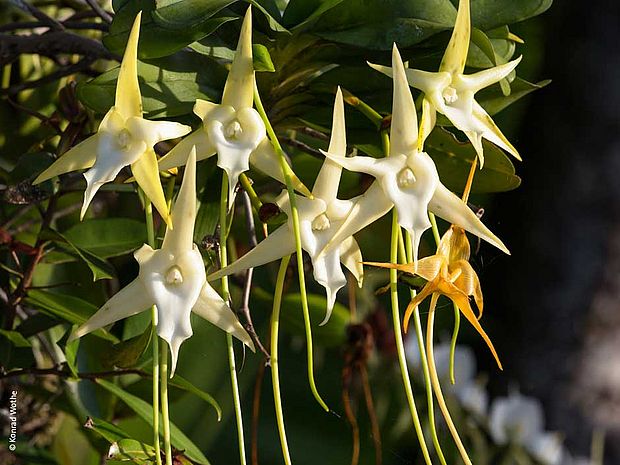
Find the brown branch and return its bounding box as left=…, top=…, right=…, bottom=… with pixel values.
left=84, top=0, right=113, bottom=24
left=281, top=137, right=324, bottom=160
left=0, top=365, right=147, bottom=380
left=360, top=365, right=382, bottom=465
left=9, top=0, right=65, bottom=31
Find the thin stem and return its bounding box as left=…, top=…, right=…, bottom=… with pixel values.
left=390, top=212, right=433, bottom=465
left=271, top=256, right=293, bottom=465
left=591, top=428, right=605, bottom=465
left=359, top=365, right=382, bottom=465
left=160, top=348, right=172, bottom=465
left=220, top=172, right=248, bottom=465
left=254, top=82, right=329, bottom=412
left=405, top=236, right=447, bottom=465
left=342, top=386, right=360, bottom=465
left=239, top=173, right=263, bottom=212
left=427, top=294, right=473, bottom=465
left=342, top=89, right=384, bottom=128
left=144, top=198, right=162, bottom=465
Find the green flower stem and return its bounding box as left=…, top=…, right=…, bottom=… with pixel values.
left=239, top=173, right=263, bottom=212
left=342, top=89, right=384, bottom=128
left=404, top=234, right=447, bottom=465
left=382, top=130, right=432, bottom=465
left=220, top=172, right=248, bottom=465
left=143, top=197, right=162, bottom=465
left=427, top=294, right=473, bottom=465
left=429, top=212, right=460, bottom=385
left=253, top=82, right=329, bottom=412
left=271, top=256, right=293, bottom=465
left=160, top=347, right=173, bottom=465
left=390, top=211, right=433, bottom=465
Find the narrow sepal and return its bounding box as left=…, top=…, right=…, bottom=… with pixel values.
left=390, top=45, right=418, bottom=156
left=158, top=129, right=216, bottom=172
left=439, top=0, right=471, bottom=75
left=33, top=134, right=99, bottom=184
left=70, top=278, right=152, bottom=341
left=115, top=12, right=142, bottom=119
left=131, top=148, right=172, bottom=228
left=221, top=7, right=254, bottom=109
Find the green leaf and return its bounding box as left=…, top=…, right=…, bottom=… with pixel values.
left=246, top=0, right=289, bottom=32
left=0, top=329, right=31, bottom=347
left=105, top=0, right=237, bottom=59
left=78, top=53, right=227, bottom=118
left=108, top=325, right=152, bottom=369
left=25, top=290, right=118, bottom=342
left=42, top=229, right=115, bottom=281
left=425, top=127, right=521, bottom=194
left=108, top=439, right=156, bottom=464
left=95, top=379, right=210, bottom=465
left=58, top=325, right=80, bottom=377
left=63, top=218, right=147, bottom=258
left=168, top=373, right=222, bottom=421
left=85, top=417, right=132, bottom=444
left=252, top=44, right=275, bottom=72
left=470, top=0, right=553, bottom=31
left=477, top=77, right=551, bottom=116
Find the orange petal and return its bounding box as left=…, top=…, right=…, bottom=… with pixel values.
left=403, top=283, right=435, bottom=332
left=362, top=261, right=415, bottom=274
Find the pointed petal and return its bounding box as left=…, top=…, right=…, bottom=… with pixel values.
left=249, top=139, right=312, bottom=197
left=390, top=44, right=418, bottom=156
left=81, top=138, right=146, bottom=219
left=429, top=182, right=509, bottom=254
left=162, top=147, right=197, bottom=253
left=192, top=282, right=254, bottom=350
left=127, top=117, right=191, bottom=148
left=313, top=87, right=346, bottom=202
left=340, top=236, right=363, bottom=287
left=369, top=61, right=452, bottom=97
left=158, top=129, right=216, bottom=172
left=208, top=225, right=295, bottom=281
left=33, top=133, right=100, bottom=184
left=115, top=12, right=142, bottom=119
left=453, top=260, right=484, bottom=318
left=362, top=261, right=415, bottom=275
left=221, top=7, right=254, bottom=109
left=320, top=150, right=383, bottom=178
left=193, top=99, right=219, bottom=121
left=446, top=285, right=501, bottom=369
left=463, top=130, right=485, bottom=167
left=70, top=278, right=152, bottom=341
left=131, top=148, right=171, bottom=228
left=313, top=247, right=347, bottom=325
left=415, top=255, right=444, bottom=282
left=458, top=57, right=522, bottom=94
left=317, top=182, right=393, bottom=257
left=402, top=284, right=435, bottom=332
left=439, top=0, right=470, bottom=75
left=472, top=101, right=521, bottom=160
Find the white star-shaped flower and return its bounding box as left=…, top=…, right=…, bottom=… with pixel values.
left=156, top=7, right=310, bottom=208
left=70, top=147, right=254, bottom=374
left=34, top=12, right=191, bottom=226
left=323, top=45, right=508, bottom=262
left=368, top=0, right=522, bottom=166
left=209, top=88, right=391, bottom=323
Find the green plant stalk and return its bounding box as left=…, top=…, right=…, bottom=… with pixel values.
left=343, top=89, right=384, bottom=128
left=383, top=130, right=432, bottom=465
left=404, top=234, right=447, bottom=465
left=427, top=294, right=473, bottom=465
left=144, top=197, right=163, bottom=465
left=220, top=172, right=248, bottom=465
left=271, top=255, right=293, bottom=465
left=160, top=347, right=173, bottom=465
left=429, top=212, right=460, bottom=385
left=390, top=211, right=433, bottom=465
left=253, top=82, right=329, bottom=412
left=239, top=173, right=263, bottom=212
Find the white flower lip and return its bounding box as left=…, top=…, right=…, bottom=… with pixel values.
left=70, top=146, right=254, bottom=375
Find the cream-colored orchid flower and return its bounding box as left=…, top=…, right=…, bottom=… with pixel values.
left=210, top=88, right=390, bottom=324
left=33, top=12, right=191, bottom=226
left=155, top=7, right=309, bottom=208
left=368, top=0, right=521, bottom=166
left=323, top=45, right=508, bottom=263
left=70, top=147, right=254, bottom=375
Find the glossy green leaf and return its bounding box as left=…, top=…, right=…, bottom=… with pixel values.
left=58, top=325, right=80, bottom=377
left=253, top=44, right=275, bottom=72
left=85, top=417, right=132, bottom=444
left=107, top=439, right=156, bottom=464
left=470, top=0, right=553, bottom=31
left=477, top=77, right=551, bottom=116
left=63, top=218, right=147, bottom=258
left=108, top=324, right=152, bottom=369
left=425, top=127, right=521, bottom=194
left=25, top=290, right=118, bottom=342
left=0, top=329, right=31, bottom=347
left=42, top=229, right=115, bottom=281
left=78, top=52, right=227, bottom=118
left=105, top=0, right=236, bottom=59
left=168, top=373, right=222, bottom=421
left=96, top=379, right=210, bottom=464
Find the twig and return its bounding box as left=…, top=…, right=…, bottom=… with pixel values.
left=238, top=190, right=270, bottom=359
left=1, top=57, right=96, bottom=94
left=0, top=20, right=108, bottom=32
left=281, top=137, right=324, bottom=160
left=299, top=126, right=329, bottom=141
left=9, top=0, right=65, bottom=31
left=84, top=0, right=113, bottom=24
left=0, top=365, right=147, bottom=380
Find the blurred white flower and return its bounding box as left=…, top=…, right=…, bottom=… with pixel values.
left=529, top=432, right=564, bottom=465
